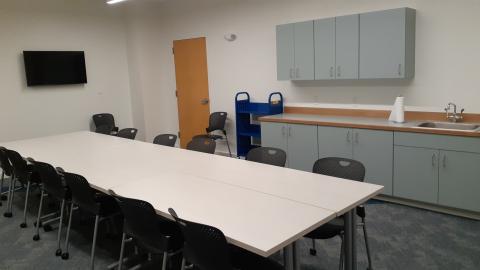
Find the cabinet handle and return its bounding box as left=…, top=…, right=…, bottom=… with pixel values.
left=432, top=153, right=437, bottom=167
left=337, top=66, right=341, bottom=77
left=288, top=126, right=292, bottom=137
left=281, top=126, right=286, bottom=137
left=442, top=154, right=447, bottom=168
left=296, top=68, right=300, bottom=79
left=346, top=130, right=351, bottom=143
left=330, top=67, right=334, bottom=78
left=355, top=132, right=359, bottom=144
left=398, top=64, right=402, bottom=76
left=289, top=68, right=294, bottom=79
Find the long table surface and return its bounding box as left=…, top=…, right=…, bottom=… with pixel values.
left=1, top=131, right=383, bottom=257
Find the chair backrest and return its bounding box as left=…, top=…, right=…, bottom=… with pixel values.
left=92, top=113, right=115, bottom=128
left=312, top=157, right=365, bottom=182
left=206, top=112, right=227, bottom=133
left=95, top=125, right=114, bottom=135
left=117, top=128, right=138, bottom=140
left=5, top=149, right=29, bottom=181
left=63, top=172, right=99, bottom=214
left=186, top=138, right=216, bottom=154
left=168, top=208, right=232, bottom=270
left=246, top=147, right=287, bottom=167
left=33, top=161, right=67, bottom=199
left=109, top=191, right=169, bottom=253
left=153, top=134, right=177, bottom=147
left=0, top=147, right=13, bottom=177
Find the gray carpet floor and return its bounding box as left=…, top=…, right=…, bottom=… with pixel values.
left=0, top=188, right=479, bottom=270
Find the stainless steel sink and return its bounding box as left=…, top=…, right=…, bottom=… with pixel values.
left=416, top=122, right=480, bottom=131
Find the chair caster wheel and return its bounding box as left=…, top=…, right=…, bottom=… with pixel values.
left=34, top=221, right=43, bottom=228
left=20, top=223, right=27, bottom=228
left=61, top=253, right=69, bottom=260
left=55, top=249, right=62, bottom=256
left=309, top=249, right=317, bottom=256
left=4, top=212, right=12, bottom=218
left=33, top=234, right=40, bottom=241
left=43, top=224, right=53, bottom=232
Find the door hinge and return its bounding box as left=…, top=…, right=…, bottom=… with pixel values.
left=172, top=47, right=175, bottom=54
left=175, top=90, right=178, bottom=98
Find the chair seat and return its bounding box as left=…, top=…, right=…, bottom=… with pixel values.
left=305, top=217, right=344, bottom=240
left=193, top=134, right=224, bottom=141
left=230, top=245, right=285, bottom=270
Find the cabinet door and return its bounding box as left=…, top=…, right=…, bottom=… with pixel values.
left=439, top=151, right=480, bottom=212
left=360, top=8, right=406, bottom=79
left=335, top=14, right=359, bottom=79
left=314, top=18, right=336, bottom=80
left=318, top=126, right=353, bottom=159
left=394, top=146, right=439, bottom=203
left=276, top=24, right=295, bottom=80
left=287, top=124, right=318, bottom=172
left=352, top=129, right=393, bottom=195
left=293, top=21, right=315, bottom=80
left=261, top=122, right=288, bottom=154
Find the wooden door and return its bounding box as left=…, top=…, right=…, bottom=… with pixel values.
left=173, top=37, right=211, bottom=148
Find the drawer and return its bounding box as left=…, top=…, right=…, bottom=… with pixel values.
left=394, top=132, right=480, bottom=153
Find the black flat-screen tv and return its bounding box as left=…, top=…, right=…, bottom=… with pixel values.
left=23, top=51, right=87, bottom=86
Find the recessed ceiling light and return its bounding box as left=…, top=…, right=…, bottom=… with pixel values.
left=107, top=0, right=128, bottom=4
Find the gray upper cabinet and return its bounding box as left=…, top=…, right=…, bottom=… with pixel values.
left=335, top=14, right=359, bottom=79
left=276, top=24, right=295, bottom=80
left=314, top=18, right=336, bottom=80
left=360, top=8, right=416, bottom=79
left=352, top=129, right=393, bottom=195
left=293, top=21, right=315, bottom=80
left=394, top=146, right=439, bottom=204
left=439, top=150, right=480, bottom=212
left=276, top=21, right=314, bottom=81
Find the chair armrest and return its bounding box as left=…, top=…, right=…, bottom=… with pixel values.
left=55, top=167, right=66, bottom=176
left=25, top=157, right=36, bottom=164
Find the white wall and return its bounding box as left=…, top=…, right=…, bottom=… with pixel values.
left=0, top=3, right=136, bottom=142
left=126, top=0, right=480, bottom=152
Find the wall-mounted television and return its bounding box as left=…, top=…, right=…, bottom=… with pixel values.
left=23, top=51, right=87, bottom=86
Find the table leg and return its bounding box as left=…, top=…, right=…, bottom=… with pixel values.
left=344, top=208, right=357, bottom=270
left=283, top=241, right=299, bottom=270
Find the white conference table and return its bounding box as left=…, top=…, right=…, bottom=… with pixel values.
left=2, top=131, right=383, bottom=270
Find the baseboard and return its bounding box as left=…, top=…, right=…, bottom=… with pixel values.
left=376, top=195, right=480, bottom=220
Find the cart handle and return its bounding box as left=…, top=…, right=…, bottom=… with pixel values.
left=235, top=92, right=250, bottom=102
left=269, top=92, right=283, bottom=104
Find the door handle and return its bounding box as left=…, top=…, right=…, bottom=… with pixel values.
left=295, top=68, right=300, bottom=79
left=346, top=130, right=351, bottom=143
left=281, top=126, right=286, bottom=137
left=337, top=66, right=341, bottom=77
left=398, top=64, right=402, bottom=76
left=355, top=132, right=359, bottom=144
left=200, top=98, right=209, bottom=105
left=442, top=154, right=447, bottom=168
left=330, top=67, right=334, bottom=78
left=290, top=68, right=294, bottom=79
left=432, top=153, right=437, bottom=167
left=288, top=126, right=292, bottom=137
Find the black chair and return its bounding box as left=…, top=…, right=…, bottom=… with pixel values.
left=109, top=191, right=183, bottom=270
left=93, top=113, right=119, bottom=135
left=305, top=157, right=373, bottom=270
left=117, top=128, right=138, bottom=140
left=193, top=112, right=232, bottom=157
left=246, top=147, right=287, bottom=167
left=62, top=173, right=120, bottom=269
left=153, top=134, right=177, bottom=147
left=186, top=138, right=216, bottom=154
left=0, top=147, right=14, bottom=207
left=31, top=161, right=71, bottom=258
left=5, top=149, right=41, bottom=227
left=168, top=208, right=284, bottom=270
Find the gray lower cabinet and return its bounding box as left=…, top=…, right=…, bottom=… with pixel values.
left=317, top=126, right=393, bottom=195
left=353, top=129, right=393, bottom=195
left=394, top=146, right=439, bottom=203
left=439, top=150, right=480, bottom=212
left=261, top=122, right=318, bottom=172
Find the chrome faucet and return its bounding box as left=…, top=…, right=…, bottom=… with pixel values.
left=445, top=102, right=464, bottom=122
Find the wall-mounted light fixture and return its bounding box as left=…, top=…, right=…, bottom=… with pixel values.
left=107, top=0, right=128, bottom=4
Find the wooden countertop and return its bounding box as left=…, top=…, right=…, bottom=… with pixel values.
left=258, top=113, right=480, bottom=138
